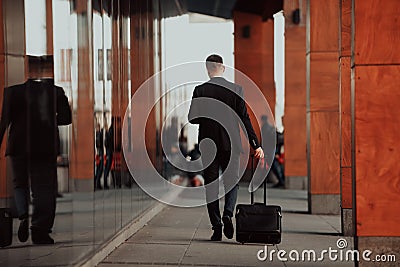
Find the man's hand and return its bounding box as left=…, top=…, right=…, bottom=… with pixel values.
left=254, top=147, right=264, bottom=159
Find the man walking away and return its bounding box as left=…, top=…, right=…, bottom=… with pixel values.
left=188, top=54, right=264, bottom=241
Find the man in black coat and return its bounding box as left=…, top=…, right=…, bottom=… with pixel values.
left=188, top=54, right=264, bottom=241
left=0, top=56, right=72, bottom=244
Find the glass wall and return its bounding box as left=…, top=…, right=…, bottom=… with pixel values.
left=0, top=0, right=168, bottom=265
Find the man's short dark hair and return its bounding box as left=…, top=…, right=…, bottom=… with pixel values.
left=27, top=55, right=54, bottom=66
left=206, top=54, right=223, bottom=70
left=27, top=55, right=54, bottom=73
left=206, top=54, right=223, bottom=64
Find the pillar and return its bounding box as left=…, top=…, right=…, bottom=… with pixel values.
left=339, top=0, right=353, bottom=236
left=283, top=0, right=307, bottom=190
left=0, top=0, right=26, bottom=210
left=234, top=12, right=275, bottom=117
left=129, top=2, right=158, bottom=173
left=69, top=0, right=95, bottom=191
left=110, top=0, right=131, bottom=185
left=306, top=0, right=341, bottom=214
left=352, top=0, right=400, bottom=264
left=233, top=12, right=275, bottom=177
left=45, top=0, right=53, bottom=55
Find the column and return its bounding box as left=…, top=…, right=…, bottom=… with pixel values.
left=129, top=4, right=157, bottom=172
left=352, top=0, right=400, bottom=263
left=306, top=0, right=341, bottom=214
left=234, top=12, right=275, bottom=117
left=45, top=0, right=53, bottom=55
left=339, top=0, right=353, bottom=235
left=110, top=0, right=131, bottom=185
left=0, top=0, right=26, bottom=209
left=233, top=12, right=275, bottom=178
left=69, top=0, right=95, bottom=191
left=283, top=0, right=307, bottom=190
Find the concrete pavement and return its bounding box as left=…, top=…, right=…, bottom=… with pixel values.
left=99, top=187, right=354, bottom=267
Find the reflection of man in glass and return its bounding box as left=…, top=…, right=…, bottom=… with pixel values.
left=94, top=123, right=104, bottom=190
left=188, top=54, right=264, bottom=241
left=103, top=119, right=113, bottom=189
left=0, top=56, right=72, bottom=244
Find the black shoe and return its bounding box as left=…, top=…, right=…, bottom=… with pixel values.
left=18, top=218, right=29, bottom=242
left=210, top=226, right=222, bottom=241
left=31, top=229, right=54, bottom=245
left=222, top=216, right=234, bottom=239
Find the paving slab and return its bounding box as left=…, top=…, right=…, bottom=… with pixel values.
left=1, top=186, right=355, bottom=267
left=102, top=188, right=355, bottom=267
left=105, top=243, right=188, bottom=265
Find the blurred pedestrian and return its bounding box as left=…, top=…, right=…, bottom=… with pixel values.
left=94, top=123, right=104, bottom=190
left=103, top=120, right=113, bottom=190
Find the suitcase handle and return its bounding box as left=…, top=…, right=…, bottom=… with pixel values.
left=250, top=155, right=267, bottom=205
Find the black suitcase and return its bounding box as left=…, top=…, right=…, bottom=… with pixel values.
left=235, top=156, right=282, bottom=244
left=0, top=208, right=13, bottom=247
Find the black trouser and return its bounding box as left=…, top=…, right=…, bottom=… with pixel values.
left=103, top=151, right=113, bottom=188
left=10, top=156, right=57, bottom=233
left=95, top=150, right=104, bottom=188
left=202, top=150, right=240, bottom=229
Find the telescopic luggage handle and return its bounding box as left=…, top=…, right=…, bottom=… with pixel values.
left=250, top=154, right=267, bottom=205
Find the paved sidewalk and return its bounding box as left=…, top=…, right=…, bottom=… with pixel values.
left=0, top=188, right=153, bottom=267
left=99, top=188, right=354, bottom=267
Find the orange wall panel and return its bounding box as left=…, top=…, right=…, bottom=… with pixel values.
left=310, top=111, right=341, bottom=194
left=355, top=65, right=400, bottom=236
left=340, top=57, right=351, bottom=167
left=70, top=110, right=94, bottom=179
left=354, top=0, right=400, bottom=65
left=308, top=0, right=340, bottom=52
left=129, top=13, right=158, bottom=170
left=46, top=0, right=53, bottom=54
left=340, top=0, right=352, bottom=57
left=261, top=20, right=274, bottom=109
left=309, top=52, right=340, bottom=112
left=284, top=0, right=307, bottom=28
left=69, top=44, right=94, bottom=180
left=286, top=27, right=306, bottom=54
left=235, top=52, right=265, bottom=90
left=307, top=0, right=341, bottom=204
left=341, top=166, right=352, bottom=208
left=340, top=0, right=353, bottom=213
left=285, top=38, right=306, bottom=106
left=0, top=0, right=3, bottom=54
left=234, top=12, right=275, bottom=127
left=284, top=106, right=307, bottom=177
left=234, top=12, right=264, bottom=53
left=234, top=12, right=275, bottom=172
left=284, top=1, right=307, bottom=178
